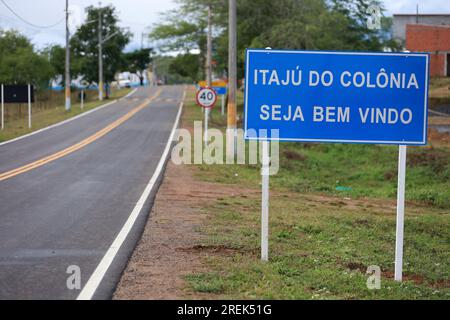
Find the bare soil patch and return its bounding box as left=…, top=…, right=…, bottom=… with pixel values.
left=113, top=162, right=257, bottom=299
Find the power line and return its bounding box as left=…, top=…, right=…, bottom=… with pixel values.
left=0, top=0, right=64, bottom=29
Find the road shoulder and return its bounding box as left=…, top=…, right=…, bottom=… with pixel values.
left=113, top=162, right=238, bottom=299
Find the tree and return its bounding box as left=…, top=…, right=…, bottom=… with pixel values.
left=149, top=0, right=226, bottom=80
left=150, top=0, right=399, bottom=80
left=70, top=5, right=131, bottom=95
left=153, top=55, right=194, bottom=84
left=124, top=48, right=153, bottom=86
left=43, top=45, right=65, bottom=80
left=168, top=53, right=201, bottom=81
left=0, top=29, right=54, bottom=89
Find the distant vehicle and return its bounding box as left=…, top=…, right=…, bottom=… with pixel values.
left=117, top=79, right=131, bottom=88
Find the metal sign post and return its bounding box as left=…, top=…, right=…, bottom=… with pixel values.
left=81, top=89, right=84, bottom=110
left=204, top=108, right=209, bottom=144
left=1, top=85, right=35, bottom=129
left=395, top=145, right=407, bottom=281
left=221, top=94, right=225, bottom=116
left=28, top=84, right=31, bottom=129
left=1, top=84, right=4, bottom=130
left=261, top=140, right=270, bottom=261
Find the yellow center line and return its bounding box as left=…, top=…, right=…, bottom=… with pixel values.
left=0, top=89, right=162, bottom=182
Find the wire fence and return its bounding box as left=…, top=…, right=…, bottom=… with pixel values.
left=2, top=88, right=105, bottom=121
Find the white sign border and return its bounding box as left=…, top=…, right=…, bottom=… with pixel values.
left=196, top=87, right=217, bottom=109
left=243, top=49, right=430, bottom=145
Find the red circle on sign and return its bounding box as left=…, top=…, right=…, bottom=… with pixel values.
left=196, top=87, right=217, bottom=109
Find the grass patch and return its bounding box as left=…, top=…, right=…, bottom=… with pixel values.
left=182, top=90, right=450, bottom=208
left=0, top=88, right=132, bottom=143
left=197, top=142, right=450, bottom=208
left=181, top=88, right=450, bottom=299
left=185, top=273, right=225, bottom=293
left=186, top=193, right=449, bottom=299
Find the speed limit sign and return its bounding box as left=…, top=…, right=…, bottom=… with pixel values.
left=196, top=87, right=217, bottom=109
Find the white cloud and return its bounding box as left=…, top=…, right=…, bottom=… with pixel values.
left=1, top=0, right=448, bottom=50
left=0, top=0, right=176, bottom=50
left=382, top=0, right=450, bottom=15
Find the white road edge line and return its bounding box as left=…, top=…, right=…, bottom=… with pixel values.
left=77, top=88, right=186, bottom=300
left=0, top=88, right=138, bottom=147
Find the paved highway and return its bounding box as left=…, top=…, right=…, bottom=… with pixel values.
left=0, top=85, right=185, bottom=299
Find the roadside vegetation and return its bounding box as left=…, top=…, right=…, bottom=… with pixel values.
left=181, top=90, right=449, bottom=299
left=150, top=0, right=400, bottom=83
left=0, top=4, right=152, bottom=144
left=0, top=87, right=132, bottom=143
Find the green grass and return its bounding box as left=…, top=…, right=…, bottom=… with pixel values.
left=186, top=194, right=449, bottom=299
left=186, top=90, right=450, bottom=209
left=197, top=142, right=450, bottom=208
left=0, top=88, right=132, bottom=143
left=181, top=89, right=450, bottom=299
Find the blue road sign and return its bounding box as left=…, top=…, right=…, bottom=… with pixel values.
left=244, top=49, right=429, bottom=145
left=195, top=85, right=227, bottom=95
left=214, top=86, right=227, bottom=95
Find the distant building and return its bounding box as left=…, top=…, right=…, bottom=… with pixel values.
left=393, top=14, right=450, bottom=42
left=406, top=24, right=450, bottom=77
left=393, top=14, right=450, bottom=77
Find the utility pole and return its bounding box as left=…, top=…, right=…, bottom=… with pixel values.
left=416, top=4, right=419, bottom=24
left=204, top=4, right=213, bottom=144
left=65, top=0, right=71, bottom=111
left=206, top=4, right=213, bottom=88
left=98, top=6, right=104, bottom=101
left=227, top=0, right=237, bottom=156
left=152, top=62, right=157, bottom=86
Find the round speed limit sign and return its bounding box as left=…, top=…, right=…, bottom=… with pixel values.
left=196, top=87, right=217, bottom=109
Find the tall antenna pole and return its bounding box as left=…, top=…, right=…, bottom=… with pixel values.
left=416, top=4, right=419, bottom=24
left=206, top=4, right=212, bottom=88
left=204, top=4, right=213, bottom=144
left=65, top=0, right=71, bottom=111
left=98, top=5, right=103, bottom=101
left=227, top=0, right=237, bottom=156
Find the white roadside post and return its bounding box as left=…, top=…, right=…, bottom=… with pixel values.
left=1, top=84, right=4, bottom=130
left=261, top=140, right=270, bottom=261
left=28, top=84, right=31, bottom=129
left=395, top=145, right=407, bottom=281
left=221, top=94, right=225, bottom=116
left=81, top=89, right=84, bottom=110
left=260, top=46, right=272, bottom=262
left=204, top=108, right=209, bottom=144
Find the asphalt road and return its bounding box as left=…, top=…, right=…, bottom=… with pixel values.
left=0, top=85, right=185, bottom=299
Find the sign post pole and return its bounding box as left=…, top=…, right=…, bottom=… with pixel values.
left=81, top=89, right=84, bottom=110
left=221, top=94, right=225, bottom=116
left=395, top=145, right=407, bottom=281
left=28, top=84, right=31, bottom=129
left=261, top=140, right=270, bottom=261
left=1, top=84, right=4, bottom=130
left=204, top=108, right=209, bottom=144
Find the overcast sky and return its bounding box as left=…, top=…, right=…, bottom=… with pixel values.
left=0, top=0, right=449, bottom=51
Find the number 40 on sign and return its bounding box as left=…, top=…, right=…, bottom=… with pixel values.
left=196, top=87, right=217, bottom=144
left=196, top=87, right=217, bottom=109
